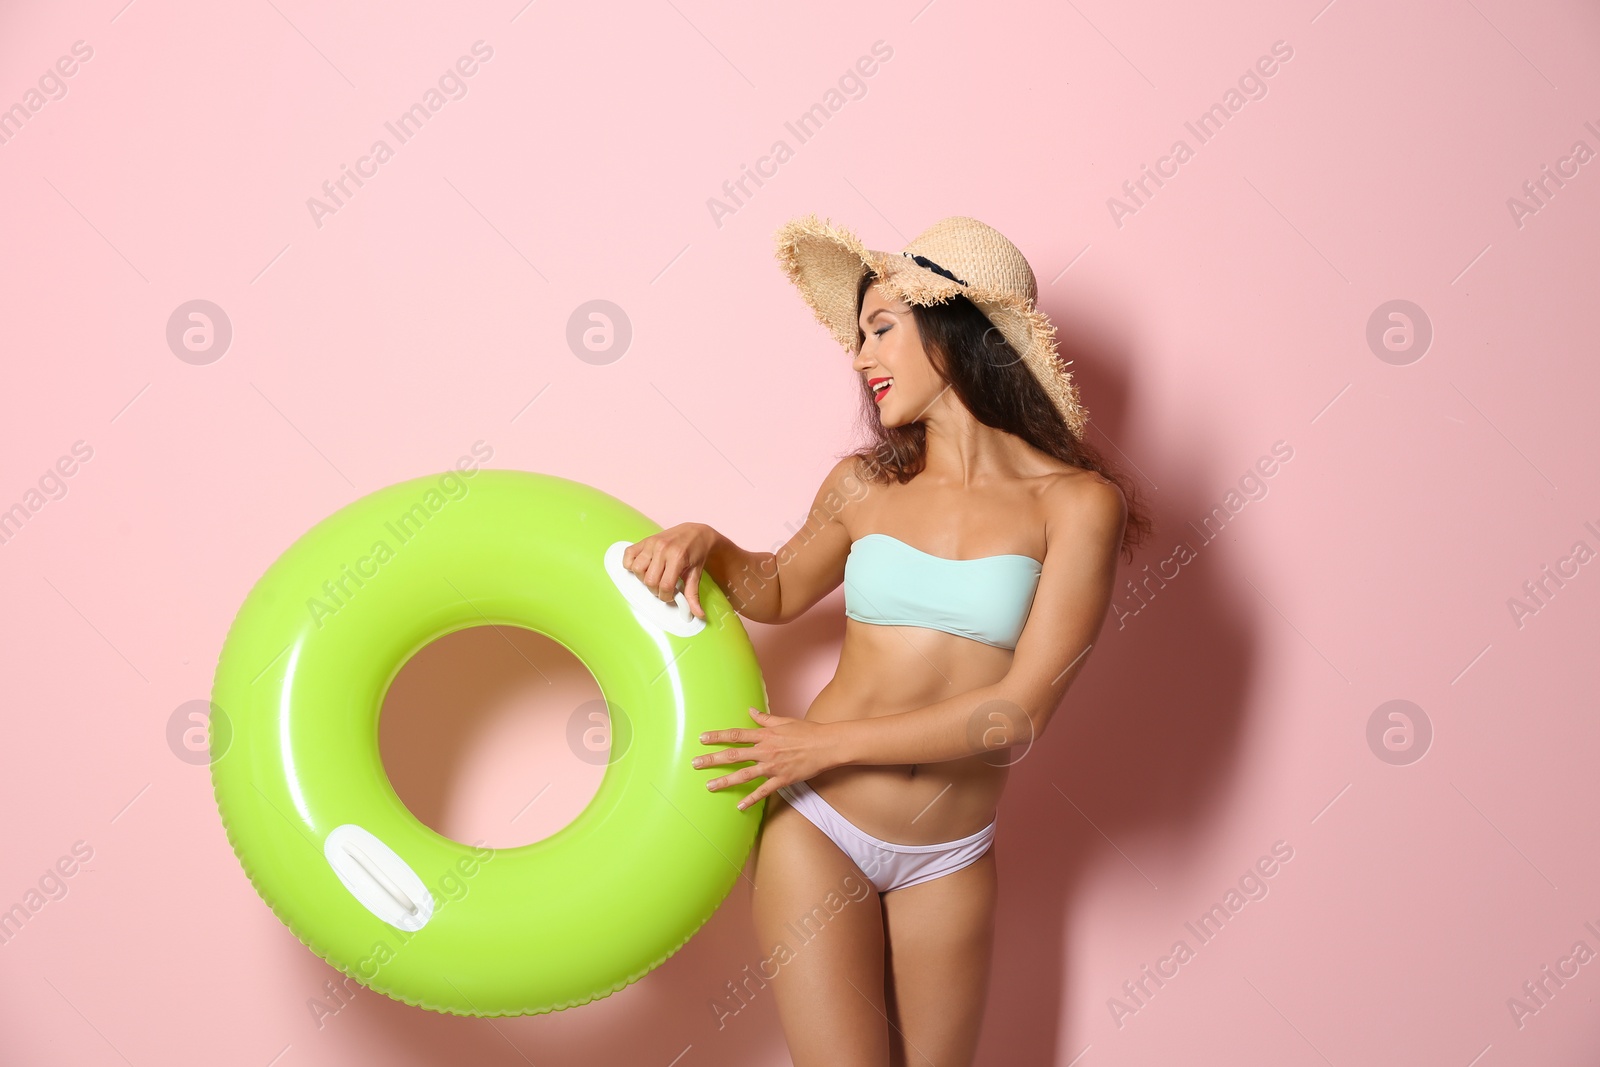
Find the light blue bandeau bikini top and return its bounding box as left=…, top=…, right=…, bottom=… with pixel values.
left=843, top=533, right=1043, bottom=650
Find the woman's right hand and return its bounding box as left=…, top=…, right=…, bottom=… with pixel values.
left=621, top=522, right=719, bottom=620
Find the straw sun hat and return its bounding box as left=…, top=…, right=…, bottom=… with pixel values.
left=772, top=213, right=1089, bottom=437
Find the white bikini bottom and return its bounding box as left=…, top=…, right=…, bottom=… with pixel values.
left=775, top=779, right=996, bottom=894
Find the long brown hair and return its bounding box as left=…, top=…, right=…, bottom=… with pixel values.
left=841, top=270, right=1152, bottom=561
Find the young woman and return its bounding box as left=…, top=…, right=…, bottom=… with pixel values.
left=623, top=214, right=1150, bottom=1066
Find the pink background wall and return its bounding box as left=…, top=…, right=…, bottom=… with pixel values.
left=3, top=0, right=1599, bottom=1062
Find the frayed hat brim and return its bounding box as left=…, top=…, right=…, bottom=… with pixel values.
left=772, top=213, right=885, bottom=353
left=773, top=212, right=1089, bottom=437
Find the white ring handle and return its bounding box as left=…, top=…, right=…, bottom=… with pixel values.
left=324, top=824, right=435, bottom=931
left=605, top=540, right=707, bottom=638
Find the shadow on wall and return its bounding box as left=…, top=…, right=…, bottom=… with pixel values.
left=971, top=320, right=1259, bottom=1063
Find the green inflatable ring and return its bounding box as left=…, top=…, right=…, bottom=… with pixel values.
left=210, top=468, right=767, bottom=1017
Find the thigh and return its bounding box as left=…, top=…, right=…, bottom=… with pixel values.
left=881, top=841, right=999, bottom=1067
left=750, top=794, right=891, bottom=1067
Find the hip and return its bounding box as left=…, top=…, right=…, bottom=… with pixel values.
left=798, top=759, right=1008, bottom=845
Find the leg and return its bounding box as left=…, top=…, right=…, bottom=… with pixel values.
left=751, top=794, right=892, bottom=1066
left=881, top=840, right=998, bottom=1067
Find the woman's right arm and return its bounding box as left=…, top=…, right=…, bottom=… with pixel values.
left=623, top=457, right=861, bottom=624
left=702, top=534, right=783, bottom=623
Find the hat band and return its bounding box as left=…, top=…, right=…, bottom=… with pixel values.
left=901, top=251, right=970, bottom=287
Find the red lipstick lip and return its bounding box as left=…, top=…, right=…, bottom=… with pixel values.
left=868, top=376, right=892, bottom=403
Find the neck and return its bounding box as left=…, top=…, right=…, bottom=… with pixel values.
left=917, top=395, right=1019, bottom=488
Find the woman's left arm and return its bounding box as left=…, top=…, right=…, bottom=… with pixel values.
left=828, top=475, right=1128, bottom=768
left=698, top=475, right=1128, bottom=807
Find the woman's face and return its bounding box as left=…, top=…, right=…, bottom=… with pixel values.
left=853, top=282, right=945, bottom=428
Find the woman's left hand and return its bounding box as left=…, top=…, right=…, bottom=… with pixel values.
left=693, top=707, right=843, bottom=811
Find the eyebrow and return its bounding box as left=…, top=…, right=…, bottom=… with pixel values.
left=860, top=308, right=894, bottom=327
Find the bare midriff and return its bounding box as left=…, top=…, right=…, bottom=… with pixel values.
left=799, top=618, right=1016, bottom=846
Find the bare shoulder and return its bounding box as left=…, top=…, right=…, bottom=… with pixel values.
left=828, top=452, right=873, bottom=487
left=803, top=454, right=875, bottom=534
left=765, top=454, right=869, bottom=624
left=820, top=453, right=873, bottom=508
left=1041, top=466, right=1127, bottom=551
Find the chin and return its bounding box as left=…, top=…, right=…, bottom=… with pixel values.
left=875, top=396, right=917, bottom=429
